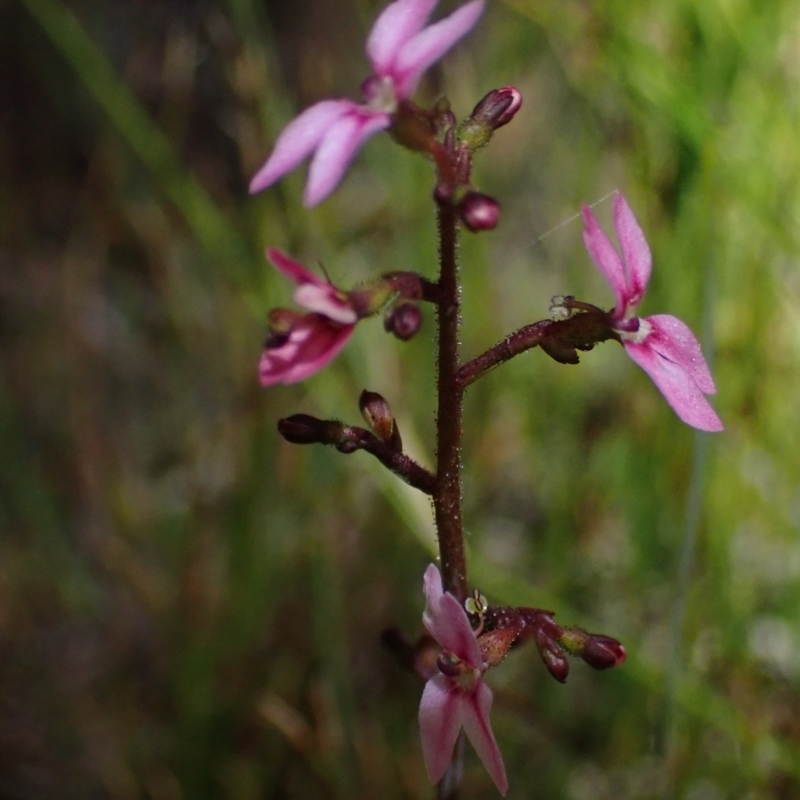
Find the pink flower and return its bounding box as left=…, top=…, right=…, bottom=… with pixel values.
left=581, top=193, right=723, bottom=432
left=249, top=0, right=485, bottom=207
left=418, top=564, right=507, bottom=796
left=259, top=248, right=357, bottom=386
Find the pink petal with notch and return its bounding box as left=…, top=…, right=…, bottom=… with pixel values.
left=249, top=100, right=355, bottom=194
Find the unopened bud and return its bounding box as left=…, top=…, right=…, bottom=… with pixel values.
left=348, top=279, right=395, bottom=318
left=581, top=634, right=627, bottom=670
left=539, top=642, right=570, bottom=683
left=277, top=414, right=338, bottom=445
left=470, top=87, right=523, bottom=131
left=557, top=627, right=626, bottom=671
left=529, top=614, right=570, bottom=683
left=359, top=390, right=402, bottom=451
left=458, top=191, right=500, bottom=233
left=382, top=271, right=426, bottom=301
left=457, top=87, right=523, bottom=151
left=384, top=302, right=422, bottom=341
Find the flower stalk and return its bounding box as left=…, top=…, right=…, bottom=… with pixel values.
left=277, top=413, right=436, bottom=495
left=433, top=200, right=468, bottom=603
left=251, top=3, right=721, bottom=796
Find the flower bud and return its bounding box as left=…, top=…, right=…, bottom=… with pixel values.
left=348, top=279, right=395, bottom=318
left=581, top=634, right=627, bottom=670
left=359, top=390, right=402, bottom=451
left=458, top=191, right=501, bottom=233
left=538, top=642, right=570, bottom=683
left=557, top=627, right=626, bottom=671
left=470, top=87, right=523, bottom=131
left=382, top=271, right=425, bottom=301
left=277, top=414, right=339, bottom=445
left=529, top=613, right=570, bottom=683
left=384, top=302, right=422, bottom=341
left=457, top=87, right=523, bottom=151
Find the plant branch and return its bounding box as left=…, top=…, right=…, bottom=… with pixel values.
left=458, top=312, right=617, bottom=387
left=351, top=431, right=437, bottom=495
left=277, top=416, right=436, bottom=495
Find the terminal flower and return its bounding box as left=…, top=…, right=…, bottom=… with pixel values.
left=581, top=193, right=723, bottom=432
left=259, top=248, right=357, bottom=386
left=249, top=0, right=485, bottom=206
left=418, top=564, right=507, bottom=795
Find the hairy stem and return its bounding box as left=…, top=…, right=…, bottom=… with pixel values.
left=434, top=201, right=467, bottom=601
left=458, top=320, right=554, bottom=386
left=458, top=313, right=617, bottom=387
left=346, top=429, right=437, bottom=495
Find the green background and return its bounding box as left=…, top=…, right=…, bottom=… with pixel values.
left=2, top=0, right=799, bottom=797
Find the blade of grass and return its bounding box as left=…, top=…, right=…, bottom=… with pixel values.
left=21, top=0, right=250, bottom=271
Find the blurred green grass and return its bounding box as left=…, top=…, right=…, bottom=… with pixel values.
left=2, top=0, right=800, bottom=797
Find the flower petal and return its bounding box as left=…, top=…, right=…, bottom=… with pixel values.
left=646, top=314, right=716, bottom=394
left=623, top=339, right=723, bottom=431
left=422, top=564, right=482, bottom=668
left=249, top=100, right=355, bottom=194
left=582, top=204, right=628, bottom=317
left=304, top=111, right=391, bottom=206
left=259, top=333, right=305, bottom=387
left=613, top=192, right=651, bottom=307
left=419, top=674, right=464, bottom=786
left=267, top=248, right=326, bottom=287
left=294, top=284, right=358, bottom=324
left=259, top=316, right=354, bottom=386
left=282, top=319, right=354, bottom=383
left=367, top=0, right=438, bottom=76
left=266, top=249, right=358, bottom=324
left=393, top=0, right=485, bottom=99
left=461, top=682, right=507, bottom=796
left=259, top=325, right=308, bottom=387
left=422, top=562, right=445, bottom=608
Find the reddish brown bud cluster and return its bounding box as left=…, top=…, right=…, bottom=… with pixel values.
left=481, top=605, right=626, bottom=684
left=277, top=394, right=436, bottom=496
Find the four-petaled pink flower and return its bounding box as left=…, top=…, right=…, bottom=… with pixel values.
left=249, top=0, right=485, bottom=207
left=582, top=193, right=723, bottom=432
left=418, top=564, right=507, bottom=796
left=259, top=248, right=357, bottom=386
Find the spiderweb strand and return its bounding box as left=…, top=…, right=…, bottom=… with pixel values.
left=510, top=191, right=617, bottom=257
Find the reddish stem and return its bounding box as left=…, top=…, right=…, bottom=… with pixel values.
left=433, top=201, right=467, bottom=603
left=458, top=313, right=618, bottom=387
left=458, top=320, right=554, bottom=386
